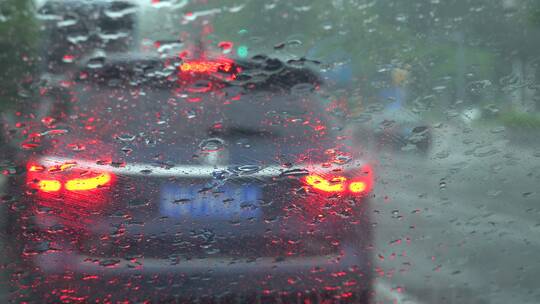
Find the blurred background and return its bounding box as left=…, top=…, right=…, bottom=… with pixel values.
left=1, top=0, right=540, bottom=303
left=3, top=0, right=540, bottom=135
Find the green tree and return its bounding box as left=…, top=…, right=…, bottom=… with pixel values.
left=0, top=0, right=37, bottom=110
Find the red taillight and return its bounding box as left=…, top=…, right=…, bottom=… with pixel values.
left=180, top=60, right=233, bottom=73
left=178, top=58, right=240, bottom=81
left=348, top=181, right=367, bottom=193
left=27, top=162, right=114, bottom=193
left=27, top=160, right=115, bottom=225
left=303, top=165, right=373, bottom=196
left=64, top=173, right=112, bottom=191
left=304, top=175, right=347, bottom=193
left=29, top=165, right=45, bottom=172
left=38, top=180, right=61, bottom=192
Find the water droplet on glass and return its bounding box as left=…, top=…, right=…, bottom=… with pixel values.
left=280, top=168, right=309, bottom=177
left=199, top=138, right=225, bottom=153
left=212, top=170, right=232, bottom=180
left=439, top=179, right=447, bottom=190
left=128, top=199, right=150, bottom=208
left=116, top=133, right=136, bottom=142
left=121, top=146, right=133, bottom=155
left=472, top=145, right=499, bottom=157
left=229, top=165, right=262, bottom=175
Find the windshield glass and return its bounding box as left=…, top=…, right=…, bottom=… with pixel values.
left=1, top=1, right=539, bottom=303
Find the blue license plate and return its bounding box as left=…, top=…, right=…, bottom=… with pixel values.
left=160, top=184, right=262, bottom=219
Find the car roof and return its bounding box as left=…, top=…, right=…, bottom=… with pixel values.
left=77, top=52, right=323, bottom=91
left=37, top=0, right=136, bottom=10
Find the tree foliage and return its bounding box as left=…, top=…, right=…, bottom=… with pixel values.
left=0, top=0, right=37, bottom=109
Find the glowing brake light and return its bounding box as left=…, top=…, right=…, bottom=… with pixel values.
left=27, top=162, right=114, bottom=193
left=29, top=165, right=45, bottom=172
left=305, top=175, right=346, bottom=193
left=349, top=181, right=367, bottom=193
left=38, top=180, right=61, bottom=192
left=180, top=60, right=233, bottom=73
left=303, top=165, right=373, bottom=195
left=65, top=173, right=112, bottom=191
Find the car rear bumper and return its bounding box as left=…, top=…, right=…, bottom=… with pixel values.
left=29, top=245, right=372, bottom=302
left=36, top=251, right=350, bottom=275
left=8, top=164, right=374, bottom=302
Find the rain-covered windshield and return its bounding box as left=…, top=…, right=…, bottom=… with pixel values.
left=1, top=1, right=540, bottom=303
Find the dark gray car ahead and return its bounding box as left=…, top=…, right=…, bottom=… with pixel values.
left=4, top=51, right=375, bottom=303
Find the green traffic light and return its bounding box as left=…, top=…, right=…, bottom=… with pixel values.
left=237, top=45, right=248, bottom=58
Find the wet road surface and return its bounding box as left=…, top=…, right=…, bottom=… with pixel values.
left=373, top=123, right=540, bottom=304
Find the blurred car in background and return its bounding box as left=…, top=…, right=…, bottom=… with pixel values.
left=37, top=0, right=138, bottom=74
left=351, top=67, right=433, bottom=155
left=361, top=101, right=433, bottom=155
